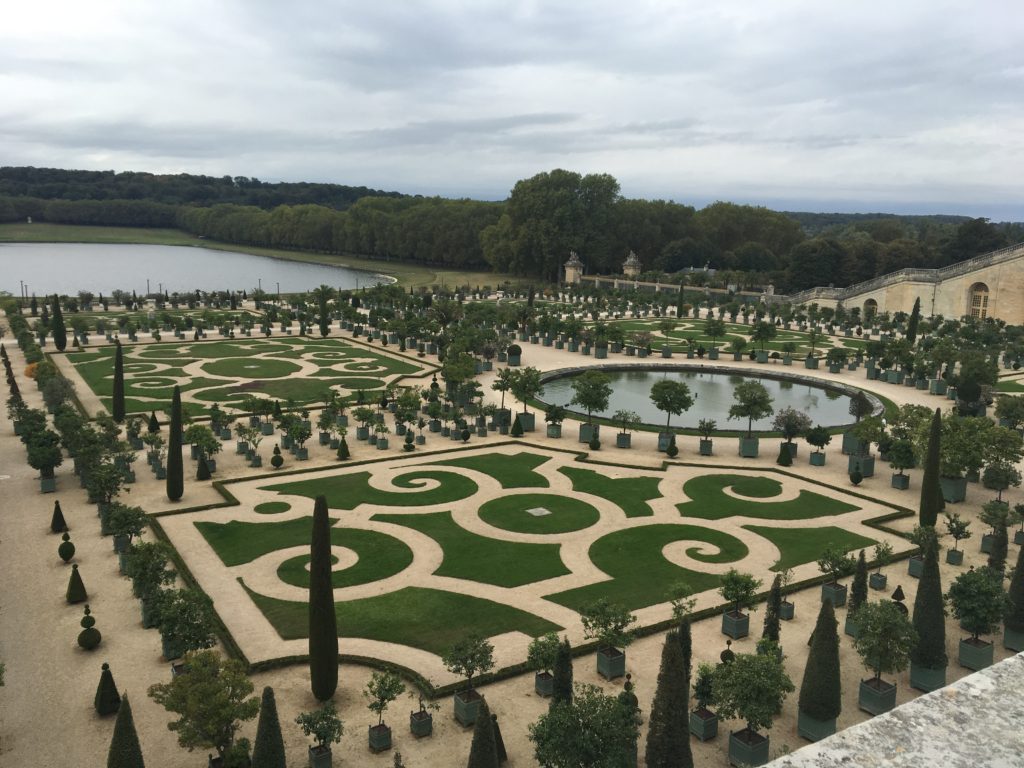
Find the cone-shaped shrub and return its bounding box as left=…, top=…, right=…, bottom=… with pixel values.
left=58, top=531, right=76, bottom=563
left=510, top=414, right=524, bottom=437
left=252, top=686, right=286, bottom=768
left=763, top=574, right=782, bottom=643
left=492, top=714, right=507, bottom=764
left=776, top=443, right=792, bottom=466
left=798, top=600, right=841, bottom=722
left=309, top=495, right=338, bottom=701
left=112, top=341, right=125, bottom=423
left=67, top=563, right=88, bottom=603
left=467, top=698, right=498, bottom=768
left=550, top=637, right=573, bottom=708
left=850, top=550, right=868, bottom=613
left=107, top=693, right=145, bottom=768
left=50, top=500, right=67, bottom=533
left=95, top=662, right=121, bottom=715
left=1006, top=543, right=1024, bottom=634
left=910, top=536, right=947, bottom=670
left=919, top=408, right=944, bottom=527
left=147, top=411, right=160, bottom=434
left=166, top=386, right=183, bottom=501
left=987, top=521, right=1008, bottom=575
left=196, top=455, right=211, bottom=481
left=51, top=295, right=67, bottom=351
left=336, top=437, right=350, bottom=461
left=678, top=616, right=692, bottom=683
left=645, top=632, right=694, bottom=768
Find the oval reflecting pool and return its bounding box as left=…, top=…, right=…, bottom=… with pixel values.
left=540, top=367, right=856, bottom=431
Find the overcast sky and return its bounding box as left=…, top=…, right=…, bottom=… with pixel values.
left=2, top=1, right=1022, bottom=218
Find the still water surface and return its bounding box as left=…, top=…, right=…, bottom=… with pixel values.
left=541, top=368, right=853, bottom=430
left=0, top=242, right=390, bottom=295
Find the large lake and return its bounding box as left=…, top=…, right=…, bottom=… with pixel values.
left=0, top=242, right=391, bottom=296
left=541, top=368, right=854, bottom=431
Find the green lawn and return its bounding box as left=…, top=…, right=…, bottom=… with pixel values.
left=254, top=502, right=291, bottom=514
left=676, top=474, right=859, bottom=521
left=745, top=525, right=876, bottom=572
left=478, top=494, right=601, bottom=534
left=547, top=524, right=748, bottom=612
left=558, top=466, right=661, bottom=517
left=242, top=583, right=561, bottom=654
left=434, top=451, right=551, bottom=488
left=275, top=528, right=413, bottom=589
left=202, top=357, right=302, bottom=378
left=263, top=469, right=479, bottom=510
left=373, top=511, right=569, bottom=587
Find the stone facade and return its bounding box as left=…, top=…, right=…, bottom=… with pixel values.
left=564, top=251, right=584, bottom=285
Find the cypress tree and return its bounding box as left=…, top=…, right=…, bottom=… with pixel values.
left=251, top=686, right=286, bottom=768
left=107, top=693, right=145, bottom=768
left=763, top=574, right=781, bottom=643
left=147, top=411, right=160, bottom=434
left=309, top=495, right=338, bottom=701
left=677, top=616, right=693, bottom=683
left=94, top=662, right=121, bottom=715
left=910, top=536, right=947, bottom=671
left=919, top=408, right=944, bottom=527
left=1005, top=543, right=1024, bottom=635
left=166, top=386, right=183, bottom=501
left=987, top=520, right=1008, bottom=576
left=51, top=295, right=67, bottom=351
left=66, top=563, right=88, bottom=603
left=466, top=698, right=498, bottom=768
left=550, top=637, right=573, bottom=708
left=112, top=340, right=125, bottom=423
left=906, top=297, right=921, bottom=345
left=850, top=550, right=868, bottom=613
left=50, top=500, right=67, bottom=533
left=196, top=455, right=211, bottom=481
left=491, top=714, right=507, bottom=764
left=798, top=600, right=841, bottom=726
left=644, top=632, right=694, bottom=768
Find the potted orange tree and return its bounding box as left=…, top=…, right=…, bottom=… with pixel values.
left=948, top=566, right=1005, bottom=671
left=363, top=671, right=404, bottom=752
left=852, top=600, right=917, bottom=715
left=719, top=568, right=762, bottom=639
left=714, top=652, right=794, bottom=766
left=581, top=598, right=636, bottom=681
left=527, top=632, right=560, bottom=697
left=295, top=702, right=343, bottom=768
left=442, top=634, right=494, bottom=727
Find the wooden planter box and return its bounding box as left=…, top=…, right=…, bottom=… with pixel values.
left=869, top=572, right=888, bottom=590
left=721, top=610, right=749, bottom=639
left=858, top=678, right=897, bottom=715
left=891, top=473, right=910, bottom=490
left=848, top=454, right=875, bottom=477
left=940, top=476, right=967, bottom=503
left=738, top=437, right=759, bottom=458
left=308, top=745, right=332, bottom=768
left=1004, top=627, right=1024, bottom=652
left=959, top=637, right=993, bottom=671
left=729, top=729, right=770, bottom=767
left=821, top=582, right=847, bottom=607
left=844, top=614, right=859, bottom=638
left=689, top=708, right=718, bottom=741
left=797, top=710, right=836, bottom=742
left=810, top=451, right=826, bottom=466
left=454, top=690, right=483, bottom=727
left=546, top=424, right=562, bottom=439
left=368, top=724, right=392, bottom=753
left=534, top=671, right=554, bottom=697
left=907, top=556, right=924, bottom=578
left=779, top=600, right=795, bottom=620
left=909, top=663, right=946, bottom=693
left=597, top=647, right=626, bottom=680
left=616, top=433, right=631, bottom=449
left=946, top=549, right=964, bottom=565
left=409, top=710, right=433, bottom=738
left=579, top=423, right=599, bottom=444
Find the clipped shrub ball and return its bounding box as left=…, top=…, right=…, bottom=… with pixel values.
left=777, top=443, right=793, bottom=467
left=271, top=445, right=284, bottom=469
left=666, top=436, right=679, bottom=458
left=94, top=662, right=121, bottom=715
left=66, top=563, right=88, bottom=603
left=589, top=436, right=601, bottom=451
left=461, top=428, right=471, bottom=443
left=50, top=500, right=68, bottom=533
left=78, top=605, right=102, bottom=650
left=850, top=469, right=863, bottom=486
left=58, top=531, right=76, bottom=563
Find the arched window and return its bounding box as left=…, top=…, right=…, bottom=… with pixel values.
left=969, top=283, right=989, bottom=319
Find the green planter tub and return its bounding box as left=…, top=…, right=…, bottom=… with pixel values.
left=940, top=476, right=967, bottom=503
left=689, top=708, right=718, bottom=742
left=958, top=638, right=993, bottom=671
left=810, top=452, right=826, bottom=466
left=738, top=436, right=759, bottom=458
left=909, top=663, right=946, bottom=693
left=699, top=439, right=713, bottom=456
left=454, top=690, right=483, bottom=727
left=409, top=710, right=433, bottom=738
left=596, top=647, right=626, bottom=680
left=821, top=582, right=848, bottom=607
left=797, top=710, right=836, bottom=742
left=1004, top=627, right=1024, bottom=653
left=721, top=610, right=750, bottom=639
left=779, top=600, right=795, bottom=621
left=368, top=724, right=392, bottom=753
left=858, top=678, right=897, bottom=715
left=728, top=730, right=770, bottom=767
left=534, top=671, right=554, bottom=697
left=907, top=556, right=924, bottom=578
left=869, top=572, right=888, bottom=590
left=946, top=549, right=964, bottom=565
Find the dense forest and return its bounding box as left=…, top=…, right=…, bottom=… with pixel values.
left=1, top=166, right=1021, bottom=292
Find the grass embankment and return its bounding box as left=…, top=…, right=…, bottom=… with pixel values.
left=0, top=222, right=528, bottom=290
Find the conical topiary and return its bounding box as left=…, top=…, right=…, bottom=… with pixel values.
left=337, top=437, right=350, bottom=461
left=147, top=411, right=160, bottom=434
left=78, top=604, right=102, bottom=650
left=776, top=443, right=792, bottom=466
left=112, top=340, right=126, bottom=423
left=510, top=415, right=524, bottom=438
left=196, top=455, right=211, bottom=481
left=987, top=520, right=1008, bottom=575
left=95, top=662, right=121, bottom=715
left=678, top=615, right=693, bottom=683
left=166, top=386, right=183, bottom=501
left=919, top=408, right=944, bottom=527
left=308, top=495, right=338, bottom=701
left=551, top=637, right=573, bottom=708
left=850, top=550, right=868, bottom=614
left=645, top=632, right=694, bottom=768
left=910, top=536, right=947, bottom=671
left=107, top=693, right=145, bottom=768
left=798, top=600, right=841, bottom=727
left=491, top=714, right=507, bottom=765
left=763, top=574, right=781, bottom=643
left=1006, top=543, right=1024, bottom=635
left=466, top=698, right=498, bottom=768
left=58, top=531, right=76, bottom=563
left=50, top=500, right=68, bottom=533
left=67, top=563, right=88, bottom=603
left=252, top=686, right=286, bottom=768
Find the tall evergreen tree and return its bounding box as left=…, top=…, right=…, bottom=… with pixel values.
left=798, top=601, right=841, bottom=726
left=919, top=408, right=944, bottom=527
left=987, top=520, right=1009, bottom=576
left=910, top=536, right=947, bottom=672
left=850, top=550, right=868, bottom=613
left=467, top=698, right=499, bottom=768
left=644, top=632, right=694, bottom=768
left=677, top=616, right=693, bottom=683
left=51, top=295, right=67, bottom=351
left=906, top=297, right=921, bottom=345
left=112, top=340, right=126, bottom=422
left=309, top=495, right=338, bottom=701
left=1005, top=543, right=1024, bottom=636
left=166, top=386, right=183, bottom=502
left=762, top=574, right=782, bottom=643
left=550, top=637, right=573, bottom=708
left=107, top=693, right=145, bottom=768
left=251, top=686, right=286, bottom=768
left=491, top=714, right=508, bottom=764
left=50, top=500, right=67, bottom=533
left=94, top=662, right=121, bottom=715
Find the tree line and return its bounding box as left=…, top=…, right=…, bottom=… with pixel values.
left=1, top=166, right=1021, bottom=291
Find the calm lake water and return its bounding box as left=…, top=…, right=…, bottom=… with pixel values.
left=541, top=368, right=853, bottom=431
left=0, top=243, right=391, bottom=296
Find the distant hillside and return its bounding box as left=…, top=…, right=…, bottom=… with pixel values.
left=784, top=211, right=974, bottom=237
left=0, top=166, right=404, bottom=210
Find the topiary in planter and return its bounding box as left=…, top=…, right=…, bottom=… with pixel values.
left=50, top=500, right=68, bottom=533
left=94, top=662, right=121, bottom=715
left=78, top=604, right=102, bottom=650
left=58, top=531, right=76, bottom=563
left=66, top=563, right=88, bottom=603
left=271, top=445, right=284, bottom=469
